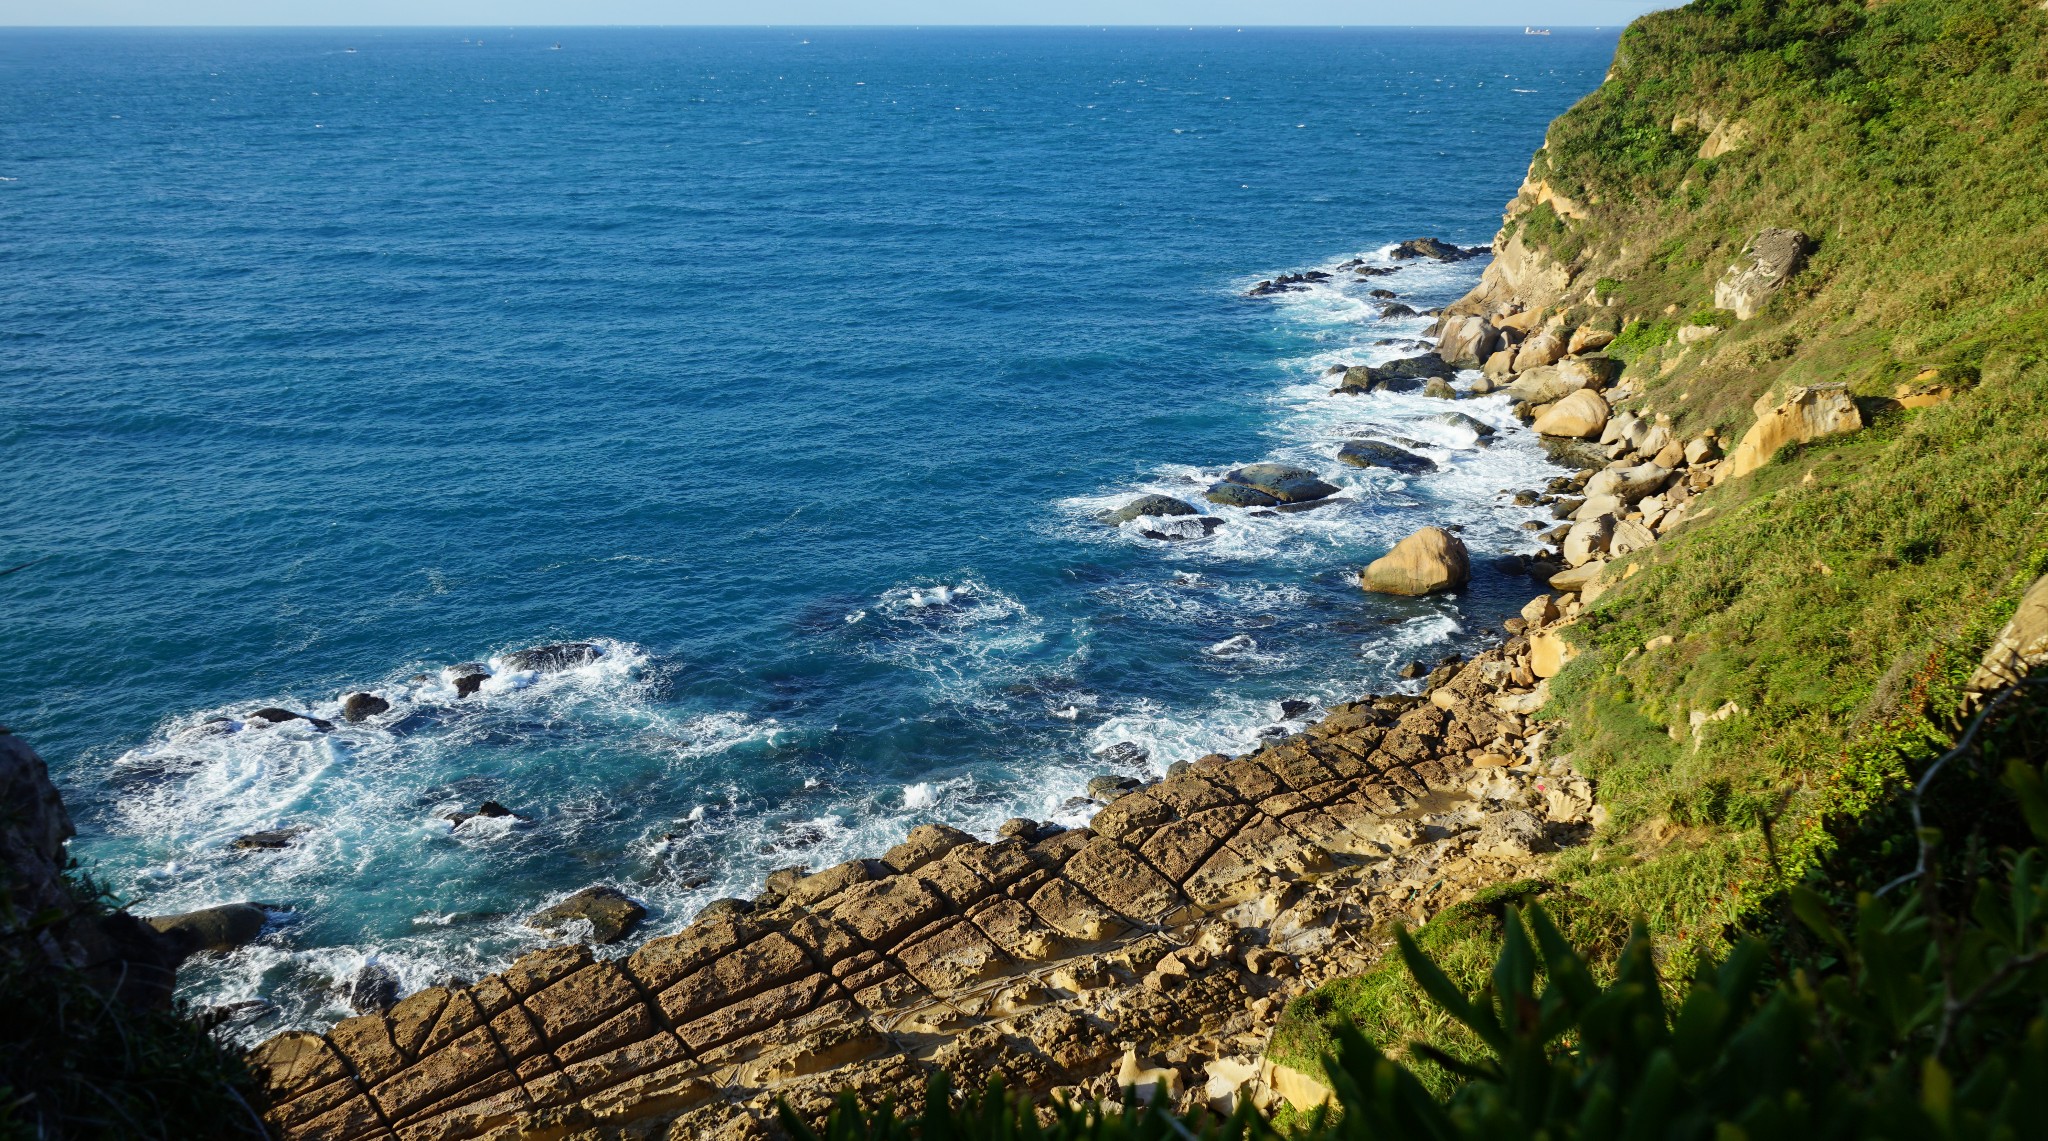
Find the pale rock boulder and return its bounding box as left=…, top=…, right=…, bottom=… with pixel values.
left=1965, top=573, right=2048, bottom=704
left=1360, top=526, right=1470, bottom=596
left=1509, top=356, right=1620, bottom=405
left=1714, top=228, right=1811, bottom=320
left=1528, top=625, right=1578, bottom=676
left=1567, top=325, right=1616, bottom=354
left=1609, top=519, right=1657, bottom=558
left=1573, top=492, right=1624, bottom=522
left=1482, top=347, right=1518, bottom=379
left=1534, top=389, right=1611, bottom=439
left=1721, top=383, right=1862, bottom=480
left=1545, top=561, right=1604, bottom=595
left=1584, top=461, right=1671, bottom=504
left=1676, top=323, right=1722, bottom=346
left=1684, top=435, right=1721, bottom=465
left=1652, top=439, right=1687, bottom=468
left=1436, top=314, right=1500, bottom=368
left=1562, top=515, right=1615, bottom=566
left=1521, top=594, right=1560, bottom=624
left=1599, top=410, right=1636, bottom=447
left=1515, top=328, right=1568, bottom=370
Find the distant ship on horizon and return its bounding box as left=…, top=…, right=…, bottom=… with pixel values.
left=1525, top=26, right=1552, bottom=35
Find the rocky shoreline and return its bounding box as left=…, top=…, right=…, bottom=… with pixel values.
left=241, top=238, right=1789, bottom=1138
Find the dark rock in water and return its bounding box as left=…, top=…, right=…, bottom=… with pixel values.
left=1334, top=353, right=1455, bottom=395
left=1258, top=725, right=1289, bottom=740
left=1511, top=490, right=1539, bottom=506
left=500, top=642, right=603, bottom=673
left=1398, top=661, right=1428, bottom=680
left=199, top=998, right=275, bottom=1030
left=1247, top=270, right=1328, bottom=297
left=232, top=826, right=306, bottom=851
left=1138, top=516, right=1225, bottom=542
left=1552, top=497, right=1585, bottom=520
left=1493, top=554, right=1531, bottom=575
left=1337, top=439, right=1436, bottom=474
left=247, top=708, right=335, bottom=732
left=1275, top=498, right=1339, bottom=515
left=1422, top=377, right=1458, bottom=400
left=1528, top=557, right=1564, bottom=581
left=695, top=898, right=751, bottom=922
left=1279, top=699, right=1316, bottom=719
left=1378, top=303, right=1419, bottom=318
left=1097, top=494, right=1199, bottom=525
left=447, top=800, right=518, bottom=829
left=1390, top=237, right=1481, bottom=262
left=1059, top=795, right=1095, bottom=814
left=348, top=961, right=401, bottom=1014
left=1221, top=463, right=1339, bottom=504
left=1546, top=475, right=1581, bottom=494
left=1205, top=482, right=1280, bottom=508
left=526, top=885, right=647, bottom=944
left=1349, top=264, right=1397, bottom=277
left=1368, top=288, right=1396, bottom=299
left=193, top=717, right=238, bottom=738
left=340, top=692, right=390, bottom=723
left=1435, top=411, right=1496, bottom=437
left=143, top=902, right=273, bottom=958
left=1086, top=774, right=1143, bottom=804
left=448, top=664, right=490, bottom=698
left=1094, top=740, right=1150, bottom=767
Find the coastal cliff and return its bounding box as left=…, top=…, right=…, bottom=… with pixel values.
left=9, top=1, right=2047, bottom=1137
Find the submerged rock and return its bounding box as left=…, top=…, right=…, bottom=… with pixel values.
left=1337, top=439, right=1436, bottom=474
left=1086, top=775, right=1143, bottom=804
left=1334, top=353, right=1455, bottom=394
left=1097, top=494, right=1199, bottom=525
left=340, top=692, right=390, bottom=723
left=1433, top=410, right=1495, bottom=437
left=247, top=708, right=335, bottom=732
left=232, top=827, right=307, bottom=851
left=526, top=885, right=647, bottom=945
left=347, top=961, right=400, bottom=1014
left=447, top=663, right=490, bottom=699
left=1219, top=463, right=1339, bottom=505
left=500, top=642, right=603, bottom=672
left=1095, top=741, right=1150, bottom=767
left=448, top=800, right=518, bottom=829
left=1138, top=516, right=1226, bottom=542
left=144, top=902, right=273, bottom=958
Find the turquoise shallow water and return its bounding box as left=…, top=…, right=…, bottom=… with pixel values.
left=0, top=26, right=1615, bottom=1037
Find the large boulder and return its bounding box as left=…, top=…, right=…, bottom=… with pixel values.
left=1205, top=482, right=1279, bottom=508
left=1714, top=228, right=1812, bottom=320
left=143, top=902, right=272, bottom=957
left=1360, top=527, right=1470, bottom=596
left=1097, top=494, right=1199, bottom=525
left=1432, top=410, right=1495, bottom=438
left=1219, top=463, right=1339, bottom=504
left=1391, top=237, right=1478, bottom=261
left=1721, top=383, right=1861, bottom=480
left=1436, top=315, right=1500, bottom=368
left=1515, top=328, right=1567, bottom=370
left=1506, top=356, right=1619, bottom=405
left=340, top=692, right=390, bottom=723
left=1567, top=326, right=1617, bottom=354
left=525, top=885, right=646, bottom=945
left=499, top=642, right=603, bottom=672
left=1335, top=354, right=1454, bottom=394
left=1966, top=574, right=2048, bottom=704
left=1337, top=439, right=1436, bottom=474
left=1584, top=462, right=1672, bottom=504
left=1562, top=515, right=1614, bottom=567
left=1533, top=389, right=1611, bottom=439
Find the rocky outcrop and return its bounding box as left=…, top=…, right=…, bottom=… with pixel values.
left=1533, top=390, right=1610, bottom=439
left=1, top=732, right=184, bottom=1008
left=1435, top=315, right=1499, bottom=368
left=1966, top=574, right=2048, bottom=707
left=1337, top=440, right=1436, bottom=474
left=527, top=886, right=648, bottom=946
left=342, top=693, right=391, bottom=724
left=1713, top=228, right=1811, bottom=320
left=1720, top=383, right=1861, bottom=481
left=1097, top=495, right=1200, bottom=525
left=1359, top=528, right=1470, bottom=597
left=248, top=627, right=1596, bottom=1141
left=1212, top=464, right=1339, bottom=506
left=145, top=903, right=274, bottom=958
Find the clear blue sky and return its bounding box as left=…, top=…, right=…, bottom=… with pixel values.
left=6, top=1, right=1669, bottom=27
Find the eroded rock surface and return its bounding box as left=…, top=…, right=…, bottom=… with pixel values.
left=248, top=635, right=1593, bottom=1141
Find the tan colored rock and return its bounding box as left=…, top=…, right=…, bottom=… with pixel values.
left=1676, top=323, right=1721, bottom=346
left=1360, top=527, right=1470, bottom=596
left=1508, top=356, right=1619, bottom=405
left=1722, top=383, right=1861, bottom=480
left=1684, top=436, right=1720, bottom=465
left=1545, top=561, right=1604, bottom=595
left=1609, top=519, right=1656, bottom=558
left=1652, top=439, right=1686, bottom=468
left=1562, top=515, right=1614, bottom=567
left=1520, top=594, right=1560, bottom=625
left=1966, top=573, right=2048, bottom=703
left=1533, top=389, right=1610, bottom=439
left=1516, top=328, right=1567, bottom=370
left=1482, top=346, right=1518, bottom=379
left=1436, top=314, right=1500, bottom=368
left=1528, top=627, right=1577, bottom=678
left=1567, top=326, right=1616, bottom=354
left=1585, top=461, right=1670, bottom=504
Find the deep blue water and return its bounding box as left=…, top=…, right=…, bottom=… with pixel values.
left=0, top=26, right=1615, bottom=1036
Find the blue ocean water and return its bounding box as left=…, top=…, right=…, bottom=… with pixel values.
left=0, top=26, right=1615, bottom=1036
